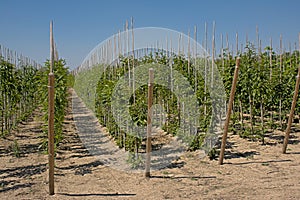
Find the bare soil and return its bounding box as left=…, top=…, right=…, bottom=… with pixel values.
left=0, top=93, right=299, bottom=200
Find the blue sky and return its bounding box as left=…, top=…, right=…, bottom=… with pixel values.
left=0, top=0, right=299, bottom=69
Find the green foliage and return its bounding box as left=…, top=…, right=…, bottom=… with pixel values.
left=126, top=152, right=144, bottom=169
left=75, top=41, right=300, bottom=158
left=86, top=53, right=210, bottom=154
left=38, top=59, right=69, bottom=151
left=11, top=140, right=21, bottom=158
left=74, top=64, right=102, bottom=111
left=207, top=148, right=218, bottom=160
left=67, top=73, right=75, bottom=88
left=219, top=42, right=300, bottom=143
left=188, top=132, right=205, bottom=151
left=0, top=56, right=39, bottom=136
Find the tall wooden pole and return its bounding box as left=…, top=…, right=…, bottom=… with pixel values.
left=204, top=22, right=208, bottom=115
left=219, top=58, right=240, bottom=165
left=48, top=21, right=55, bottom=195
left=131, top=17, right=135, bottom=102
left=211, top=21, right=215, bottom=89
left=194, top=25, right=197, bottom=92
left=279, top=34, right=283, bottom=128
left=126, top=20, right=130, bottom=87
left=270, top=38, right=273, bottom=80
left=282, top=66, right=300, bottom=153
left=188, top=29, right=191, bottom=75
left=145, top=68, right=154, bottom=178
left=221, top=33, right=224, bottom=72
left=236, top=32, right=239, bottom=55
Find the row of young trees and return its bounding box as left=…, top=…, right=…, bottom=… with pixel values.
left=219, top=43, right=300, bottom=143
left=0, top=49, right=70, bottom=151
left=0, top=56, right=40, bottom=136
left=75, top=41, right=300, bottom=156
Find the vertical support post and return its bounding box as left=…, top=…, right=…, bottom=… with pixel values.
left=219, top=57, right=240, bottom=165
left=145, top=68, right=154, bottom=178
left=282, top=65, right=300, bottom=153
left=48, top=20, right=55, bottom=195
left=211, top=21, right=215, bottom=89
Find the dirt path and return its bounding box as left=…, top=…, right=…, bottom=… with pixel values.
left=70, top=89, right=191, bottom=172
left=0, top=91, right=300, bottom=199
left=0, top=108, right=48, bottom=198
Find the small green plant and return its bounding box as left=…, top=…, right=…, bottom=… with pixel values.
left=126, top=152, right=144, bottom=169
left=0, top=130, right=9, bottom=138
left=261, top=162, right=269, bottom=166
left=11, top=140, right=21, bottom=158
left=162, top=171, right=170, bottom=175
left=189, top=133, right=205, bottom=151
left=239, top=128, right=254, bottom=140
left=207, top=148, right=218, bottom=160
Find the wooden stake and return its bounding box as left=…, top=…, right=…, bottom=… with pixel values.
left=178, top=34, right=181, bottom=55
left=50, top=21, right=54, bottom=73
left=131, top=17, right=138, bottom=157
left=269, top=38, right=274, bottom=130
left=256, top=25, right=259, bottom=51
left=194, top=25, right=197, bottom=92
left=219, top=57, right=240, bottom=165
left=145, top=68, right=154, bottom=178
left=170, top=38, right=174, bottom=92
left=211, top=21, right=215, bottom=89
left=279, top=34, right=283, bottom=128
left=282, top=68, right=300, bottom=153
left=131, top=17, right=136, bottom=103
left=236, top=32, right=239, bottom=56
left=188, top=29, right=191, bottom=75
left=270, top=37, right=273, bottom=80
left=126, top=20, right=130, bottom=87
left=118, top=30, right=121, bottom=65
left=204, top=22, right=208, bottom=115
left=48, top=20, right=55, bottom=195
left=221, top=33, right=224, bottom=72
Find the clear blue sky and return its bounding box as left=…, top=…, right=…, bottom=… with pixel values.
left=1, top=0, right=299, bottom=69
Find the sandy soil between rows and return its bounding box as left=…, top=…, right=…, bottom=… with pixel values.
left=0, top=92, right=299, bottom=200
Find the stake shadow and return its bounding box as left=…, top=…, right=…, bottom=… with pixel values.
left=0, top=146, right=9, bottom=157
left=166, top=161, right=186, bottom=169
left=285, top=152, right=300, bottom=155
left=0, top=140, right=41, bottom=157
left=150, top=175, right=216, bottom=179
left=288, top=140, right=300, bottom=145
left=0, top=163, right=43, bottom=193
left=224, top=150, right=259, bottom=159
left=291, top=127, right=300, bottom=132
left=225, top=159, right=292, bottom=165
left=0, top=182, right=34, bottom=193
left=0, top=163, right=46, bottom=179
left=19, top=143, right=41, bottom=155
left=265, top=132, right=299, bottom=145
left=58, top=192, right=136, bottom=197
left=214, top=139, right=236, bottom=149
left=55, top=160, right=103, bottom=176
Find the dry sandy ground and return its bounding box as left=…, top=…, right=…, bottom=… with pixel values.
left=0, top=94, right=299, bottom=199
